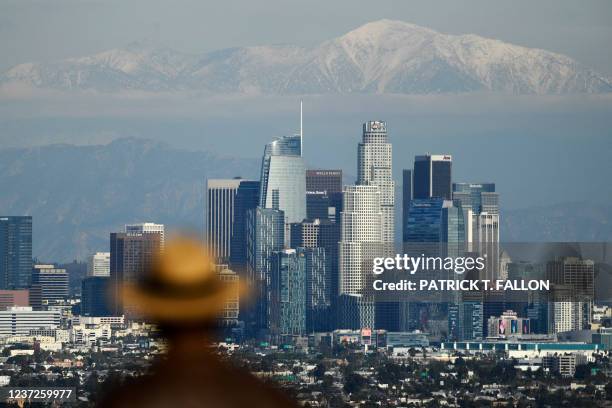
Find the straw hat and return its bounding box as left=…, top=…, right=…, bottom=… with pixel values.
left=121, top=237, right=241, bottom=322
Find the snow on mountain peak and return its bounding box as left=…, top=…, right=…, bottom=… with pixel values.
left=2, top=20, right=610, bottom=95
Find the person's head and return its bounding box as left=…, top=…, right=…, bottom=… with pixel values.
left=121, top=236, right=243, bottom=332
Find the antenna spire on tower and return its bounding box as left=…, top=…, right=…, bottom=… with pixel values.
left=300, top=100, right=303, bottom=156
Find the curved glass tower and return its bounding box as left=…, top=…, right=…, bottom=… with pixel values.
left=259, top=135, right=306, bottom=226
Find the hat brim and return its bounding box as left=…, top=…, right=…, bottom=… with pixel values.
left=121, top=283, right=244, bottom=322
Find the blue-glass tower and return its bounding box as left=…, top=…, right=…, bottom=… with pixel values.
left=246, top=207, right=285, bottom=334
left=259, top=135, right=306, bottom=227
left=0, top=216, right=33, bottom=289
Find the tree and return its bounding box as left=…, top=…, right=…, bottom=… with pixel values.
left=343, top=373, right=367, bottom=394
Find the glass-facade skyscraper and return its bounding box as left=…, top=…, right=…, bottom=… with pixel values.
left=413, top=155, right=452, bottom=200
left=270, top=249, right=307, bottom=338
left=259, top=135, right=306, bottom=231
left=246, top=207, right=285, bottom=334
left=270, top=247, right=329, bottom=337
left=403, top=198, right=465, bottom=335
left=306, top=170, right=343, bottom=222
left=452, top=182, right=500, bottom=280
left=229, top=180, right=260, bottom=272
left=81, top=276, right=112, bottom=316
left=207, top=178, right=243, bottom=262
left=303, top=247, right=330, bottom=332
left=403, top=198, right=465, bottom=256
left=207, top=178, right=260, bottom=264
left=0, top=216, right=32, bottom=289
left=29, top=264, right=69, bottom=310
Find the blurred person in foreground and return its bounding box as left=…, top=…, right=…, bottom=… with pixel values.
left=98, top=236, right=298, bottom=408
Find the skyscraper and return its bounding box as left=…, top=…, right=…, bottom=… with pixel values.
left=259, top=132, right=306, bottom=233
left=0, top=216, right=32, bottom=289
left=338, top=185, right=383, bottom=329
left=81, top=277, right=112, bottom=316
left=87, top=252, right=110, bottom=277
left=290, top=219, right=322, bottom=249
left=452, top=183, right=500, bottom=279
left=302, top=247, right=330, bottom=332
left=245, top=207, right=285, bottom=333
left=306, top=170, right=342, bottom=194
left=402, top=169, right=412, bottom=242
left=270, top=249, right=307, bottom=338
left=290, top=218, right=339, bottom=330
left=29, top=264, right=69, bottom=310
left=413, top=155, right=452, bottom=200
left=110, top=230, right=162, bottom=315
left=125, top=223, right=165, bottom=247
left=229, top=180, right=260, bottom=271
left=547, top=257, right=595, bottom=333
left=357, top=121, right=394, bottom=253
left=306, top=170, right=343, bottom=222
left=403, top=198, right=465, bottom=257
left=206, top=178, right=245, bottom=262
left=214, top=264, right=240, bottom=328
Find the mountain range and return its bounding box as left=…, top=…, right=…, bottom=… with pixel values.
left=0, top=138, right=259, bottom=261
left=0, top=138, right=610, bottom=261
left=2, top=20, right=611, bottom=95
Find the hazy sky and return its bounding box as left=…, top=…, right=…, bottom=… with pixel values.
left=1, top=0, right=611, bottom=212
left=1, top=0, right=612, bottom=75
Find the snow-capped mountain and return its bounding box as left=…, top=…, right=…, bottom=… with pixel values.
left=3, top=20, right=611, bottom=94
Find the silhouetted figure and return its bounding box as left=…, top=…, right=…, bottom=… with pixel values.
left=98, top=238, right=297, bottom=407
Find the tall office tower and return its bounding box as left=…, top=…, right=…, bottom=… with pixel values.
left=290, top=219, right=321, bottom=248
left=546, top=257, right=595, bottom=299
left=413, top=155, right=452, bottom=200
left=87, top=252, right=110, bottom=277
left=452, top=182, right=500, bottom=279
left=306, top=170, right=343, bottom=222
left=319, top=221, right=341, bottom=311
left=339, top=185, right=383, bottom=329
left=451, top=291, right=484, bottom=341
left=403, top=198, right=466, bottom=258
left=452, top=183, right=498, bottom=214
left=303, top=247, right=330, bottom=332
left=358, top=121, right=394, bottom=254
left=305, top=192, right=332, bottom=221
left=125, top=223, right=165, bottom=248
left=270, top=249, right=307, bottom=338
left=306, top=170, right=342, bottom=194
left=0, top=290, right=29, bottom=310
left=0, top=307, right=60, bottom=337
left=403, top=198, right=466, bottom=333
left=206, top=178, right=243, bottom=262
left=259, top=130, right=306, bottom=246
left=402, top=169, right=412, bottom=241
left=29, top=265, right=69, bottom=310
left=547, top=257, right=595, bottom=332
left=110, top=231, right=161, bottom=316
left=81, top=277, right=112, bottom=316
left=0, top=216, right=32, bottom=289
left=290, top=218, right=340, bottom=326
left=246, top=207, right=285, bottom=333
left=229, top=180, right=260, bottom=272
left=214, top=264, right=240, bottom=328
